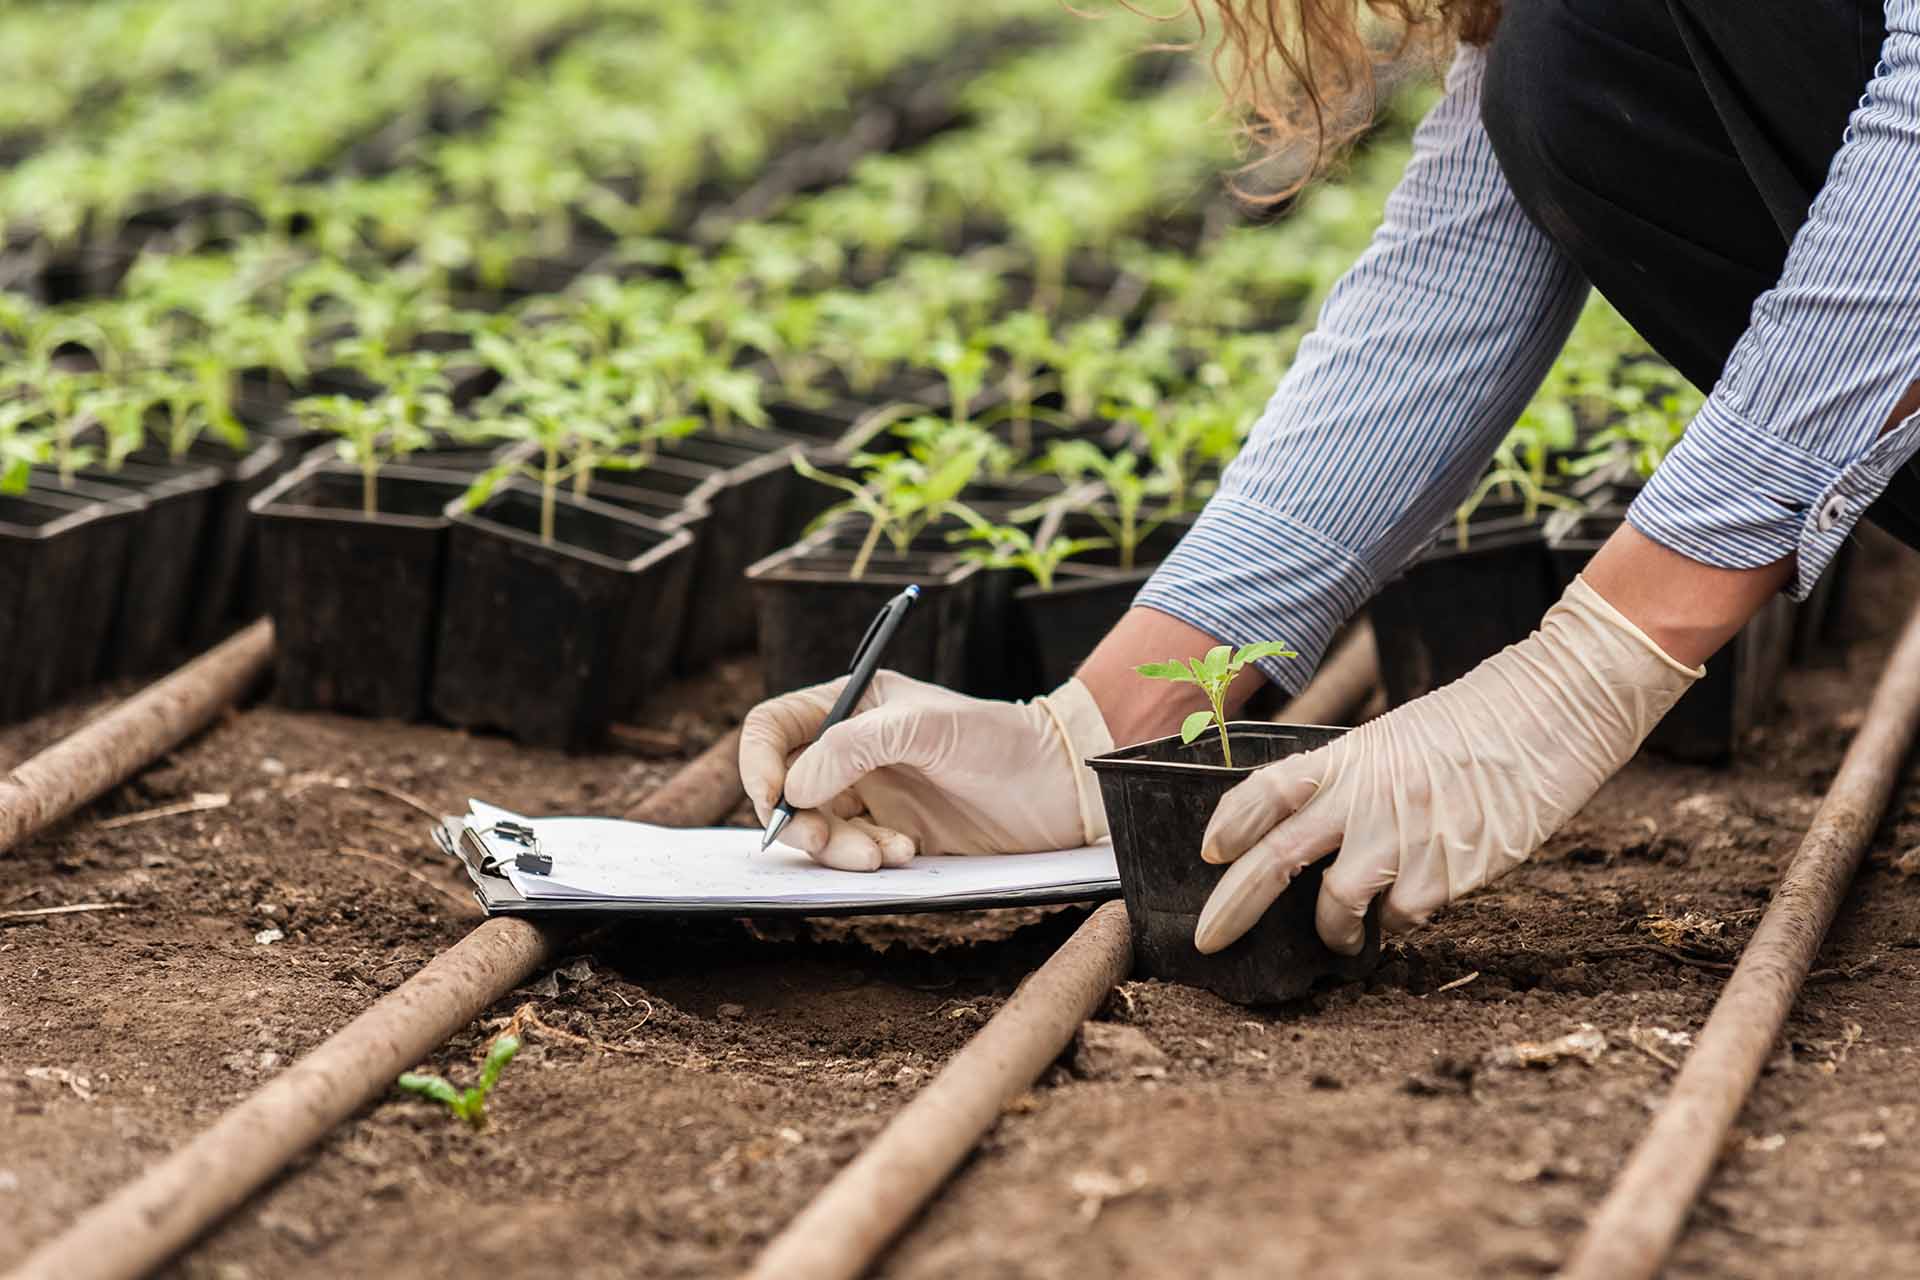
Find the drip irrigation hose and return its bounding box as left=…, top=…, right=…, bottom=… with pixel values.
left=1561, top=600, right=1920, bottom=1280
left=0, top=619, right=274, bottom=859
left=7, top=728, right=746, bottom=1280
left=745, top=901, right=1135, bottom=1280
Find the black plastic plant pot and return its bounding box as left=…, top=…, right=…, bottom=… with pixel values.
left=63, top=457, right=224, bottom=679
left=250, top=459, right=474, bottom=721
left=1011, top=566, right=1135, bottom=695
left=1646, top=595, right=1795, bottom=763
left=1370, top=510, right=1560, bottom=707
left=746, top=538, right=979, bottom=697
left=657, top=430, right=809, bottom=650
left=0, top=489, right=136, bottom=723
left=168, top=435, right=288, bottom=650
left=431, top=482, right=695, bottom=751
left=1088, top=723, right=1381, bottom=1005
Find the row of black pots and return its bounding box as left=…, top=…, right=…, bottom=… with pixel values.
left=0, top=432, right=287, bottom=726
left=252, top=455, right=694, bottom=751
left=1369, top=496, right=1819, bottom=763
left=745, top=506, right=1195, bottom=702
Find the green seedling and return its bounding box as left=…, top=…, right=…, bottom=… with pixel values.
left=0, top=404, right=49, bottom=496
left=1135, top=642, right=1298, bottom=769
left=396, top=1032, right=521, bottom=1130
left=295, top=394, right=433, bottom=518
left=949, top=511, right=1109, bottom=592
left=928, top=334, right=989, bottom=430
left=1045, top=440, right=1157, bottom=572
left=795, top=421, right=989, bottom=579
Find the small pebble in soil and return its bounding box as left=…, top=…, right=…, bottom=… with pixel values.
left=717, top=1003, right=745, bottom=1019
left=254, top=928, right=284, bottom=946
left=1309, top=1072, right=1344, bottom=1090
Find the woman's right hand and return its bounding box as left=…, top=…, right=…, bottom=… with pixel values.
left=737, top=671, right=1115, bottom=870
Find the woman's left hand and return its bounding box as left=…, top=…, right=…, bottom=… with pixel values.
left=1194, top=575, right=1703, bottom=955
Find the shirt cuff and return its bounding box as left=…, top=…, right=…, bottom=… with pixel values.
left=1133, top=495, right=1375, bottom=696
left=1625, top=395, right=1920, bottom=600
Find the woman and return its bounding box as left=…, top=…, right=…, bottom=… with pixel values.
left=738, top=0, right=1920, bottom=958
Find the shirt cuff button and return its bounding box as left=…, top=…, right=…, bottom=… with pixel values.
left=1816, top=495, right=1851, bottom=532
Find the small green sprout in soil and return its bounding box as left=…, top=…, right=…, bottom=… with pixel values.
left=396, top=1031, right=521, bottom=1130
left=1135, top=641, right=1297, bottom=768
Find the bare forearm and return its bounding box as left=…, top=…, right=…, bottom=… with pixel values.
left=1580, top=525, right=1791, bottom=666
left=1077, top=606, right=1267, bottom=744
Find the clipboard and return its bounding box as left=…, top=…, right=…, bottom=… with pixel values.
left=433, top=804, right=1123, bottom=918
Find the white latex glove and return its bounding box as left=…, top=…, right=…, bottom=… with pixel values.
left=737, top=671, right=1114, bottom=871
left=1195, top=575, right=1702, bottom=956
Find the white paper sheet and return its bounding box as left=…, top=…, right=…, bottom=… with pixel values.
left=467, top=800, right=1118, bottom=907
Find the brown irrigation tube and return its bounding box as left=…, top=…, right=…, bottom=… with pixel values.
left=0, top=619, right=274, bottom=858
left=745, top=901, right=1134, bottom=1280
left=1561, top=600, right=1920, bottom=1280
left=742, top=624, right=1383, bottom=1279
left=7, top=727, right=746, bottom=1280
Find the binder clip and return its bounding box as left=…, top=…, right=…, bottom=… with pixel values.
left=480, top=820, right=552, bottom=876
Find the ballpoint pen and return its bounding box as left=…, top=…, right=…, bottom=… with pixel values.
left=762, top=583, right=920, bottom=851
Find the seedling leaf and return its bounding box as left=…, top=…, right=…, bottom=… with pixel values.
left=1180, top=709, right=1216, bottom=744
left=397, top=1073, right=461, bottom=1107
left=1232, top=641, right=1298, bottom=666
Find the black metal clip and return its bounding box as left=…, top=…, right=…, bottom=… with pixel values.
left=477, top=820, right=551, bottom=876
left=492, top=820, right=538, bottom=847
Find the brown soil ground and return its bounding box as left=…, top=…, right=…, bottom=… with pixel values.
left=6, top=535, right=1920, bottom=1280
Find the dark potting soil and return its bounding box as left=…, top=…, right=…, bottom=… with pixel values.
left=431, top=483, right=694, bottom=750
left=1090, top=723, right=1381, bottom=1006
left=251, top=462, right=474, bottom=722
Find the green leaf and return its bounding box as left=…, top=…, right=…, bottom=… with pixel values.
left=1134, top=661, right=1198, bottom=684
left=1232, top=641, right=1298, bottom=667
left=397, top=1073, right=461, bottom=1107
left=477, top=1033, right=520, bottom=1095
left=1201, top=645, right=1232, bottom=679
left=1180, top=709, right=1216, bottom=744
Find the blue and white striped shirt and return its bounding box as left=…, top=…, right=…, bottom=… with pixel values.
left=1139, top=20, right=1920, bottom=694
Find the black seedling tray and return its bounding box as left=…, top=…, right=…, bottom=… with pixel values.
left=656, top=429, right=808, bottom=654
left=61, top=457, right=224, bottom=678
left=432, top=482, right=694, bottom=750
left=251, top=459, right=474, bottom=721
left=1088, top=722, right=1380, bottom=1005
left=1371, top=506, right=1561, bottom=706
left=746, top=534, right=979, bottom=697
left=0, top=489, right=136, bottom=722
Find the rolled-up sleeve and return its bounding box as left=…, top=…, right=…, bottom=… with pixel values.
left=1628, top=4, right=1920, bottom=598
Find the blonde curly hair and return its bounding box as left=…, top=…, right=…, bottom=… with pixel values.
left=1153, top=1, right=1503, bottom=198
